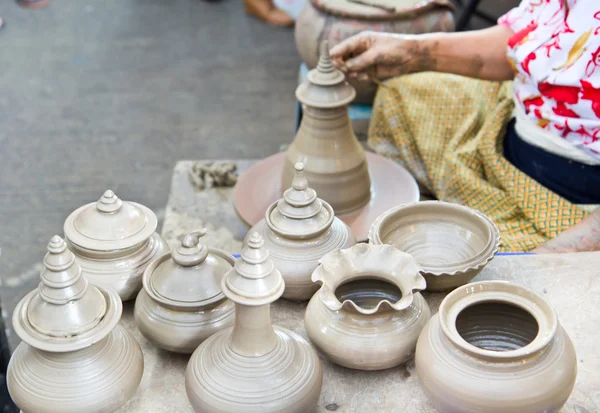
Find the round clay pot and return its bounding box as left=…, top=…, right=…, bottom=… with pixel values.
left=64, top=190, right=170, bottom=301
left=185, top=233, right=323, bottom=413
left=415, top=281, right=577, bottom=413
left=369, top=201, right=500, bottom=291
left=295, top=0, right=455, bottom=104
left=134, top=230, right=235, bottom=354
left=305, top=243, right=430, bottom=370
left=248, top=163, right=356, bottom=301
left=7, top=236, right=144, bottom=413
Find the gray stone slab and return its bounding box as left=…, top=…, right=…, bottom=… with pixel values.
left=113, top=160, right=600, bottom=413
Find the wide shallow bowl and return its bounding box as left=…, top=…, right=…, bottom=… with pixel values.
left=415, top=281, right=577, bottom=413
left=369, top=201, right=500, bottom=291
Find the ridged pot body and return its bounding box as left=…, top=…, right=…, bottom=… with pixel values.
left=283, top=106, right=371, bottom=216
left=294, top=1, right=455, bottom=104
left=7, top=325, right=144, bottom=413
left=305, top=292, right=430, bottom=370
left=134, top=289, right=235, bottom=354
left=70, top=232, right=170, bottom=301
left=247, top=219, right=356, bottom=301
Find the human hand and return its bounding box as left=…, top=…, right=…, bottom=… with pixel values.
left=330, top=31, right=429, bottom=81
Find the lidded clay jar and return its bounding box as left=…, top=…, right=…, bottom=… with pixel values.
left=185, top=232, right=323, bottom=413
left=134, top=229, right=235, bottom=354
left=415, top=281, right=577, bottom=413
left=282, top=41, right=371, bottom=216
left=7, top=236, right=144, bottom=413
left=248, top=162, right=356, bottom=301
left=304, top=243, right=431, bottom=370
left=64, top=189, right=170, bottom=301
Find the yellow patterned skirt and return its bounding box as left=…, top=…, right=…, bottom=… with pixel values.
left=368, top=72, right=590, bottom=252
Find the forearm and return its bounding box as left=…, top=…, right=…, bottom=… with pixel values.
left=533, top=208, right=600, bottom=254
left=411, top=25, right=515, bottom=81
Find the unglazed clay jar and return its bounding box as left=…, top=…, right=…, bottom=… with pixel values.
left=7, top=236, right=144, bottom=413
left=185, top=233, right=323, bottom=413
left=247, top=162, right=356, bottom=301
left=283, top=41, right=371, bottom=216
left=415, top=281, right=577, bottom=413
left=305, top=243, right=430, bottom=370
left=134, top=229, right=235, bottom=354
left=295, top=0, right=455, bottom=104
left=64, top=189, right=170, bottom=301
left=369, top=201, right=500, bottom=291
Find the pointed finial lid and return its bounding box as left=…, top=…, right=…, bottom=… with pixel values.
left=13, top=236, right=122, bottom=352
left=296, top=41, right=356, bottom=108
left=144, top=229, right=234, bottom=308
left=64, top=189, right=158, bottom=252
left=266, top=162, right=334, bottom=239
left=221, top=232, right=285, bottom=306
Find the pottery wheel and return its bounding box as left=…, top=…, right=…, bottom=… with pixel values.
left=233, top=152, right=419, bottom=241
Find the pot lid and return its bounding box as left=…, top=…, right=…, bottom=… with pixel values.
left=145, top=229, right=233, bottom=307
left=296, top=41, right=356, bottom=108
left=221, top=232, right=285, bottom=307
left=64, top=190, right=158, bottom=252
left=13, top=236, right=122, bottom=352
left=310, top=0, right=454, bottom=21
left=266, top=162, right=334, bottom=239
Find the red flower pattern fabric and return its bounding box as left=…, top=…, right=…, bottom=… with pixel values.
left=499, top=0, right=600, bottom=157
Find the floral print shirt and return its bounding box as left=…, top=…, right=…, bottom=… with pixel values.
left=499, top=0, right=600, bottom=159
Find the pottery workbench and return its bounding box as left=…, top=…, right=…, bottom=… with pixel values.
left=115, top=161, right=600, bottom=413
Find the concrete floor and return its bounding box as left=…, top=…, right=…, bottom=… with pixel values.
left=0, top=0, right=517, bottom=349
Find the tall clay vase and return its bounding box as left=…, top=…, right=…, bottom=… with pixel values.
left=415, top=281, right=577, bottom=413
left=63, top=189, right=170, bottom=301
left=247, top=162, right=356, bottom=301
left=135, top=229, right=235, bottom=354
left=7, top=236, right=144, bottom=413
left=282, top=41, right=371, bottom=216
left=305, top=243, right=431, bottom=370
left=185, top=233, right=323, bottom=413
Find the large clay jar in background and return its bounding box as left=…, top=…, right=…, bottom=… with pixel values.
left=63, top=189, right=170, bottom=301
left=247, top=162, right=356, bottom=301
left=282, top=41, right=371, bottom=216
left=295, top=0, right=455, bottom=104
left=415, top=281, right=577, bottom=413
left=134, top=229, right=235, bottom=354
left=185, top=233, right=323, bottom=413
left=305, top=243, right=431, bottom=370
left=7, top=236, right=144, bottom=413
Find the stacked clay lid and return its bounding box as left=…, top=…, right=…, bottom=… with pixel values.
left=12, top=235, right=121, bottom=352
left=295, top=40, right=356, bottom=108
left=64, top=189, right=158, bottom=253
left=143, top=229, right=233, bottom=309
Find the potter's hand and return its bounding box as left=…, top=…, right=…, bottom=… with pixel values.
left=329, top=31, right=427, bottom=81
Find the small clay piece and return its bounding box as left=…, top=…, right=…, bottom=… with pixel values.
left=134, top=229, right=235, bottom=354
left=415, top=281, right=577, bottom=412
left=304, top=243, right=431, bottom=370
left=63, top=190, right=170, bottom=301
left=185, top=232, right=323, bottom=413
left=7, top=236, right=144, bottom=413
left=369, top=201, right=500, bottom=291
left=247, top=162, right=356, bottom=301
left=282, top=41, right=372, bottom=216
left=188, top=161, right=238, bottom=191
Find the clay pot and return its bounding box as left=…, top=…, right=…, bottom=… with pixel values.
left=7, top=236, right=144, bottom=413
left=283, top=41, right=371, bottom=216
left=63, top=190, right=170, bottom=301
left=247, top=162, right=356, bottom=301
left=369, top=201, right=500, bottom=291
left=304, top=243, right=431, bottom=370
left=185, top=233, right=323, bottom=413
left=134, top=229, right=235, bottom=354
left=415, top=280, right=577, bottom=412
left=295, top=0, right=455, bottom=104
